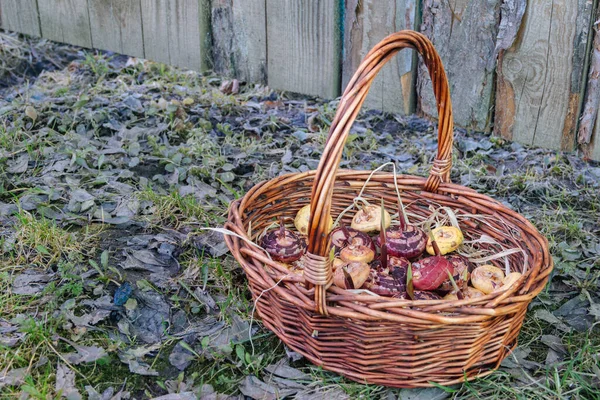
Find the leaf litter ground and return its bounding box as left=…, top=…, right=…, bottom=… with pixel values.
left=1, top=32, right=599, bottom=399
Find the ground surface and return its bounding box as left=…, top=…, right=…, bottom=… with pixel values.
left=1, top=32, right=599, bottom=400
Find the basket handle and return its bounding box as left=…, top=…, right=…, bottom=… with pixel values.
left=305, top=30, right=454, bottom=315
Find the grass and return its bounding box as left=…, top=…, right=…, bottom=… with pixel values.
left=455, top=332, right=600, bottom=399
left=10, top=211, right=88, bottom=266
left=0, top=211, right=122, bottom=399
left=137, top=187, right=225, bottom=228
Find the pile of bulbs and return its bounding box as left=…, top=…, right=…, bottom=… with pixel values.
left=260, top=202, right=522, bottom=301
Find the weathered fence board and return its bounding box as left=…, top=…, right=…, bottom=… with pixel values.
left=590, top=130, right=600, bottom=160
left=578, top=6, right=600, bottom=159
left=0, top=0, right=41, bottom=37
left=88, top=0, right=144, bottom=58
left=266, top=0, right=341, bottom=98
left=141, top=0, right=210, bottom=71
left=342, top=0, right=418, bottom=115
left=590, top=15, right=600, bottom=162
left=38, top=0, right=92, bottom=48
left=495, top=0, right=592, bottom=151
left=211, top=0, right=267, bottom=83
left=418, top=0, right=500, bottom=132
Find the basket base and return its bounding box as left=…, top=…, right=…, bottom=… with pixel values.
left=254, top=289, right=524, bottom=388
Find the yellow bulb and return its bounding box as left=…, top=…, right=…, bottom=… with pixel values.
left=471, top=265, right=505, bottom=294
left=426, top=226, right=464, bottom=255
left=350, top=205, right=391, bottom=233
left=294, top=204, right=333, bottom=236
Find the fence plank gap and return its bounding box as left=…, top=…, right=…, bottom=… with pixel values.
left=579, top=4, right=600, bottom=161
left=589, top=132, right=600, bottom=160
left=342, top=0, right=418, bottom=115
left=89, top=0, right=144, bottom=58
left=418, top=0, right=501, bottom=132
left=266, top=0, right=341, bottom=99
left=211, top=0, right=266, bottom=83
left=38, top=0, right=92, bottom=48
left=0, top=0, right=41, bottom=37
left=141, top=0, right=210, bottom=71
left=579, top=25, right=600, bottom=145
left=495, top=0, right=593, bottom=151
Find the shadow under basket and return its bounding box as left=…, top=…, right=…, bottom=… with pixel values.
left=225, top=31, right=553, bottom=388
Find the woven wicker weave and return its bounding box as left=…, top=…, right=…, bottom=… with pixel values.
left=224, top=31, right=553, bottom=388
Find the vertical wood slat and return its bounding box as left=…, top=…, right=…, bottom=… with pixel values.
left=590, top=129, right=600, bottom=160
left=495, top=0, right=593, bottom=151
left=141, top=0, right=210, bottom=71
left=211, top=0, right=267, bottom=83
left=418, top=0, right=501, bottom=132
left=38, top=0, right=92, bottom=48
left=590, top=14, right=600, bottom=161
left=88, top=0, right=144, bottom=58
left=342, top=0, right=418, bottom=115
left=0, top=0, right=41, bottom=37
left=266, top=0, right=341, bottom=99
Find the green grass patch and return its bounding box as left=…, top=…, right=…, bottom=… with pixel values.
left=137, top=187, right=225, bottom=228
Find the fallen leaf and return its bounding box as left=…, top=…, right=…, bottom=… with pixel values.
left=0, top=328, right=26, bottom=348
left=71, top=189, right=95, bottom=202
left=122, top=343, right=161, bottom=359
left=238, top=375, right=296, bottom=400
left=123, top=96, right=143, bottom=113
left=124, top=289, right=170, bottom=344
left=124, top=298, right=137, bottom=311
left=17, top=194, right=44, bottom=211
left=113, top=197, right=140, bottom=218
left=285, top=346, right=303, bottom=362
left=56, top=362, right=82, bottom=399
left=25, top=105, right=38, bottom=121
left=398, top=387, right=450, bottom=400
left=264, top=360, right=310, bottom=381
left=0, top=367, right=27, bottom=388
left=281, top=149, right=293, bottom=165
left=545, top=348, right=563, bottom=366
left=294, top=386, right=349, bottom=400
left=192, top=230, right=229, bottom=257
left=554, top=296, right=594, bottom=331
left=534, top=309, right=571, bottom=332
left=85, top=386, right=130, bottom=400
left=0, top=319, right=25, bottom=344
left=192, top=288, right=217, bottom=311
left=7, top=154, right=29, bottom=174
left=540, top=334, right=567, bottom=354
left=169, top=341, right=195, bottom=371
left=62, top=344, right=107, bottom=365
left=501, top=347, right=543, bottom=370
left=12, top=270, right=54, bottom=296
left=0, top=202, right=19, bottom=216
left=217, top=171, right=235, bottom=183
left=150, top=393, right=197, bottom=400
left=118, top=355, right=158, bottom=376
left=177, top=181, right=217, bottom=200
left=199, top=314, right=254, bottom=359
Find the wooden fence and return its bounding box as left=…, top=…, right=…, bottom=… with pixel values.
left=1, top=0, right=599, bottom=160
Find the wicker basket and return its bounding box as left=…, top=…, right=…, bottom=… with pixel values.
left=224, top=31, right=553, bottom=388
